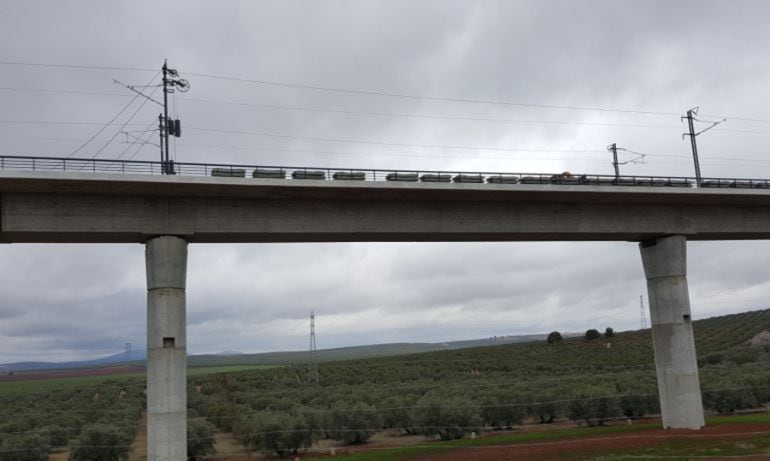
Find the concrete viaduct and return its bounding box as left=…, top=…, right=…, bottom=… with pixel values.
left=3, top=169, right=770, bottom=460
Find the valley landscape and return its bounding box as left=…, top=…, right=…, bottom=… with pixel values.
left=2, top=308, right=770, bottom=460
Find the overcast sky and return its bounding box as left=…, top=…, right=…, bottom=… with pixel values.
left=1, top=1, right=770, bottom=362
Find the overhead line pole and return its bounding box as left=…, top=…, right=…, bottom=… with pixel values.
left=158, top=60, right=189, bottom=174
left=683, top=107, right=726, bottom=188
left=610, top=143, right=620, bottom=180
left=157, top=114, right=164, bottom=168
left=685, top=108, right=701, bottom=187
left=162, top=61, right=171, bottom=174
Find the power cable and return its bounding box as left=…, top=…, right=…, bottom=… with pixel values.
left=2, top=60, right=769, bottom=123
left=88, top=82, right=161, bottom=160
left=115, top=121, right=158, bottom=161
left=176, top=97, right=770, bottom=135
left=177, top=97, right=684, bottom=129
left=66, top=72, right=159, bottom=158
left=0, top=86, right=129, bottom=98
left=0, top=120, right=148, bottom=126
left=0, top=60, right=155, bottom=72
left=185, top=126, right=636, bottom=152
left=185, top=70, right=682, bottom=116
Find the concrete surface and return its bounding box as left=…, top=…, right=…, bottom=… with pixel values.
left=3, top=171, right=770, bottom=242
left=640, top=235, right=705, bottom=429
left=146, top=236, right=188, bottom=460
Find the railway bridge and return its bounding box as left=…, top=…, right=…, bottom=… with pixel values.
left=3, top=155, right=770, bottom=460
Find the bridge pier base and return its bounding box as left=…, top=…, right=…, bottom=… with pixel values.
left=146, top=236, right=188, bottom=460
left=639, top=235, right=704, bottom=429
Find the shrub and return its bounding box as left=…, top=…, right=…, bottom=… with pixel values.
left=546, top=331, right=563, bottom=344
left=584, top=329, right=602, bottom=342
left=187, top=418, right=216, bottom=460
left=241, top=412, right=314, bottom=457
left=480, top=394, right=525, bottom=429
left=40, top=425, right=71, bottom=446
left=604, top=327, right=615, bottom=338
left=70, top=424, right=132, bottom=461
left=416, top=396, right=482, bottom=441
left=568, top=395, right=622, bottom=426
left=0, top=433, right=50, bottom=461
left=328, top=401, right=381, bottom=445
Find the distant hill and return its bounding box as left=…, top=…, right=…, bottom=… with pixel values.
left=1, top=334, right=543, bottom=372
left=2, top=348, right=147, bottom=372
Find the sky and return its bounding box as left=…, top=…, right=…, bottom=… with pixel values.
left=1, top=0, right=770, bottom=362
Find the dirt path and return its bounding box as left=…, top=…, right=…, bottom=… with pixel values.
left=128, top=412, right=148, bottom=461
left=403, top=423, right=770, bottom=461
left=49, top=448, right=68, bottom=461
left=204, top=432, right=256, bottom=460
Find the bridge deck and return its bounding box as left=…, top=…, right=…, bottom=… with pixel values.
left=2, top=170, right=770, bottom=243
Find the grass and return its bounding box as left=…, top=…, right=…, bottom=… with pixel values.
left=331, top=414, right=770, bottom=461
left=593, top=433, right=770, bottom=460
left=330, top=422, right=661, bottom=461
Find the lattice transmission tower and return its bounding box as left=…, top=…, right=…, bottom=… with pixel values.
left=640, top=294, right=648, bottom=330
left=308, top=311, right=319, bottom=385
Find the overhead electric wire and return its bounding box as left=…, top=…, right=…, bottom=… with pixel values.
left=0, top=120, right=148, bottom=126
left=0, top=60, right=155, bottom=72
left=3, top=59, right=770, bottom=124
left=177, top=97, right=684, bottom=129
left=66, top=72, right=159, bottom=158
left=184, top=70, right=682, bottom=116
left=185, top=126, right=640, bottom=153
left=176, top=97, right=770, bottom=135
left=125, top=127, right=160, bottom=162
left=88, top=80, right=161, bottom=160
left=0, top=87, right=128, bottom=97
left=115, top=121, right=158, bottom=161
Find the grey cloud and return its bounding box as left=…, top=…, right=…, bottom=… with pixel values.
left=2, top=1, right=770, bottom=361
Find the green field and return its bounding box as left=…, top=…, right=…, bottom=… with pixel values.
left=0, top=364, right=274, bottom=395
left=330, top=413, right=770, bottom=461
left=2, top=309, right=770, bottom=460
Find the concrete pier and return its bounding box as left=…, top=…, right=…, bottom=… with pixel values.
left=146, top=236, right=188, bottom=460
left=640, top=235, right=704, bottom=429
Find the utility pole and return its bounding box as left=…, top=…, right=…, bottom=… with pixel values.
left=158, top=114, right=164, bottom=168
left=159, top=60, right=189, bottom=174
left=682, top=107, right=726, bottom=188
left=607, top=143, right=645, bottom=179
left=609, top=143, right=620, bottom=180
left=308, top=311, right=319, bottom=385
left=162, top=61, right=170, bottom=174
left=684, top=108, right=701, bottom=187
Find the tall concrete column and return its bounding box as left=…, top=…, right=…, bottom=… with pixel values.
left=639, top=235, right=704, bottom=429
left=146, top=236, right=188, bottom=460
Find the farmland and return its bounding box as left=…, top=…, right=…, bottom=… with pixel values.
left=1, top=308, right=770, bottom=459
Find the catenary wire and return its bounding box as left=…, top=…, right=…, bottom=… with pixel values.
left=65, top=72, right=159, bottom=158
left=2, top=60, right=770, bottom=123
left=87, top=81, right=161, bottom=160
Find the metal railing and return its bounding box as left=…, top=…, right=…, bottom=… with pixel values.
left=1, top=154, right=769, bottom=189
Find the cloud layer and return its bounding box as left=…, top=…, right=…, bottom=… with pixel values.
left=1, top=1, right=769, bottom=361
